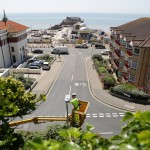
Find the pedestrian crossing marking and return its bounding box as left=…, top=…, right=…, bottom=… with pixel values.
left=68, top=112, right=125, bottom=118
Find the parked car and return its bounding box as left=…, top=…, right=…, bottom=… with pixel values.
left=95, top=44, right=106, bottom=49
left=29, top=59, right=45, bottom=65
left=101, top=49, right=110, bottom=55
left=75, top=44, right=88, bottom=48
left=42, top=62, right=51, bottom=70
left=27, top=62, right=41, bottom=68
left=51, top=46, right=69, bottom=54
left=32, top=49, right=43, bottom=53
left=28, top=65, right=40, bottom=69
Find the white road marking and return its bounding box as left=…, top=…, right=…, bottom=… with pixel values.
left=112, top=115, right=118, bottom=117
left=93, top=113, right=97, bottom=115
left=93, top=116, right=97, bottom=118
left=71, top=75, right=73, bottom=81
left=99, top=132, right=113, bottom=135
left=125, top=105, right=135, bottom=109
left=69, top=86, right=71, bottom=95
left=99, top=116, right=104, bottom=117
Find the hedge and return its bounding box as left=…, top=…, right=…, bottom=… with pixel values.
left=110, top=83, right=150, bottom=101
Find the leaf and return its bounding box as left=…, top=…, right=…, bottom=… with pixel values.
left=121, top=112, right=134, bottom=122
left=67, top=127, right=82, bottom=138
left=134, top=111, right=150, bottom=123
left=82, top=131, right=96, bottom=140
left=58, top=130, right=69, bottom=139
left=86, top=123, right=95, bottom=131
left=60, top=141, right=81, bottom=150
left=119, top=143, right=138, bottom=150
left=137, top=130, right=150, bottom=144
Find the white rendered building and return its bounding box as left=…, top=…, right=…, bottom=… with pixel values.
left=0, top=13, right=29, bottom=68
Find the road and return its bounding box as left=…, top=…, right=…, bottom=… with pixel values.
left=17, top=47, right=125, bottom=138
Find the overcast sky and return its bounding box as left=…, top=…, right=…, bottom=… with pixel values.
left=0, top=0, right=150, bottom=14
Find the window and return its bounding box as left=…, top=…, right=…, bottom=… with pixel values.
left=118, top=71, right=122, bottom=77
left=130, top=61, right=138, bottom=69
left=147, top=73, right=150, bottom=81
left=133, top=48, right=140, bottom=55
left=12, top=55, right=16, bottom=63
left=119, top=61, right=124, bottom=67
left=129, top=74, right=135, bottom=82
left=11, top=47, right=15, bottom=52
left=126, top=43, right=132, bottom=49
left=121, top=50, right=125, bottom=56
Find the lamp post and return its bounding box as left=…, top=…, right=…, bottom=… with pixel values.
left=65, top=95, right=70, bottom=126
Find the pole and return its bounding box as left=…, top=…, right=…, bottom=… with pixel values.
left=66, top=101, right=69, bottom=125
left=65, top=95, right=70, bottom=126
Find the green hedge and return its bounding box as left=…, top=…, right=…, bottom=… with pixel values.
left=110, top=83, right=150, bottom=101
left=97, top=67, right=108, bottom=74
left=92, top=54, right=103, bottom=61
left=102, top=75, right=116, bottom=89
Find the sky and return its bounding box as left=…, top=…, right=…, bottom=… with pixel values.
left=0, top=0, right=150, bottom=14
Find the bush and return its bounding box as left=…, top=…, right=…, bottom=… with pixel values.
left=110, top=83, right=150, bottom=101
left=37, top=54, right=54, bottom=62
left=102, top=75, right=116, bottom=89
left=92, top=54, right=103, bottom=61
left=11, top=73, right=36, bottom=90
left=97, top=67, right=108, bottom=75
left=94, top=60, right=103, bottom=68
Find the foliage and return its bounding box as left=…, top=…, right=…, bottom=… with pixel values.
left=37, top=54, right=54, bottom=62
left=110, top=83, right=150, bottom=101
left=92, top=54, right=103, bottom=61
left=0, top=77, right=46, bottom=149
left=97, top=66, right=108, bottom=74
left=94, top=60, right=103, bottom=68
left=25, top=111, right=150, bottom=150
left=102, top=75, right=116, bottom=89
left=11, top=73, right=36, bottom=90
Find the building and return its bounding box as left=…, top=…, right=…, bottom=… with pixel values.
left=110, top=18, right=150, bottom=94
left=0, top=11, right=29, bottom=68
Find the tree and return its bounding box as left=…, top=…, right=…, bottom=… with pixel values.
left=0, top=77, right=45, bottom=149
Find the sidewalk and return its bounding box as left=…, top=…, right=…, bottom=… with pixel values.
left=31, top=58, right=64, bottom=96
left=86, top=58, right=150, bottom=112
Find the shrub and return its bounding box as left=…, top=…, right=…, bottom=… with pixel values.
left=37, top=54, right=54, bottom=62
left=102, top=75, right=116, bottom=89
left=97, top=67, right=108, bottom=75
left=92, top=54, right=103, bottom=61
left=94, top=60, right=103, bottom=68
left=110, top=83, right=150, bottom=101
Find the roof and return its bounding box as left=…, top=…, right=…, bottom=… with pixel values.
left=118, top=18, right=150, bottom=40
left=139, top=36, right=150, bottom=48
left=0, top=20, right=29, bottom=33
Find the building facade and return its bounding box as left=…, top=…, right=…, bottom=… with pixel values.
left=0, top=14, right=29, bottom=68
left=110, top=18, right=150, bottom=94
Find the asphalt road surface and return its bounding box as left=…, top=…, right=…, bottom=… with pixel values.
left=16, top=47, right=125, bottom=138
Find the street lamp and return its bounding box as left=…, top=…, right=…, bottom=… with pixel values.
left=65, top=94, right=70, bottom=126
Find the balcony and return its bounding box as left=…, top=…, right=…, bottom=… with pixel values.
left=125, top=61, right=129, bottom=68
left=114, top=49, right=121, bottom=58
left=123, top=73, right=129, bottom=81
left=126, top=49, right=132, bottom=56
left=113, top=59, right=119, bottom=68
left=115, top=40, right=121, bottom=46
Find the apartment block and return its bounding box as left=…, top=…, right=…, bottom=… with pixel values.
left=110, top=18, right=150, bottom=94
left=0, top=12, right=29, bottom=68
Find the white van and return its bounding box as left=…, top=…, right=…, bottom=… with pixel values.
left=51, top=46, right=69, bottom=54
left=42, top=62, right=51, bottom=70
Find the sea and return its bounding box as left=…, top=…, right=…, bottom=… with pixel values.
left=0, top=12, right=150, bottom=34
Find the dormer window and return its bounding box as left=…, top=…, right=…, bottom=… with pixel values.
left=133, top=48, right=140, bottom=55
